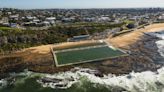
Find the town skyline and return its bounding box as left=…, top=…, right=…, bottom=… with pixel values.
left=0, top=0, right=164, bottom=9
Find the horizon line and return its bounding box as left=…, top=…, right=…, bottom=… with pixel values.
left=1, top=7, right=164, bottom=10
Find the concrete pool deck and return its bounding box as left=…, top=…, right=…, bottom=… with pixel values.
left=52, top=41, right=127, bottom=67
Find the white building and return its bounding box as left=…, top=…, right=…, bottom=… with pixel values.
left=97, top=16, right=110, bottom=22
left=46, top=17, right=56, bottom=25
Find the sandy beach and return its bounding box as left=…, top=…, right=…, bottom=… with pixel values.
left=108, top=23, right=164, bottom=48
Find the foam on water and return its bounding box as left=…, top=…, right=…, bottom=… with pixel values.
left=0, top=70, right=46, bottom=89
left=0, top=31, right=164, bottom=92
left=156, top=32, right=164, bottom=57
left=1, top=67, right=164, bottom=92
left=0, top=79, right=7, bottom=88
left=36, top=67, right=164, bottom=92
left=37, top=31, right=164, bottom=92
left=156, top=40, right=164, bottom=57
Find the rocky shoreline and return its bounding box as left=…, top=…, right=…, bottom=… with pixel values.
left=0, top=32, right=164, bottom=79
left=77, top=33, right=164, bottom=75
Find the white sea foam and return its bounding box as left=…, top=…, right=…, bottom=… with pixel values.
left=38, top=31, right=164, bottom=91
left=0, top=79, right=8, bottom=88
left=1, top=31, right=164, bottom=92
left=37, top=67, right=164, bottom=92
left=156, top=40, right=164, bottom=57
left=155, top=32, right=164, bottom=39
left=156, top=32, right=164, bottom=57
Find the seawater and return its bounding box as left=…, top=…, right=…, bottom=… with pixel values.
left=0, top=32, right=164, bottom=92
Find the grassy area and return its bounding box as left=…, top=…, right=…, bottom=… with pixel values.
left=55, top=46, right=125, bottom=65
left=0, top=22, right=125, bottom=52
left=0, top=27, right=21, bottom=31
left=124, top=20, right=135, bottom=24
left=56, top=22, right=125, bottom=28
left=0, top=43, right=41, bottom=52
left=0, top=27, right=25, bottom=36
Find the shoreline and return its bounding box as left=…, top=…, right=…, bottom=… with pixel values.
left=108, top=23, right=164, bottom=48
left=1, top=23, right=164, bottom=78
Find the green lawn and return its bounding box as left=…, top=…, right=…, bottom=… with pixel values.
left=55, top=46, right=125, bottom=65
left=0, top=27, right=22, bottom=35
left=0, top=27, right=20, bottom=31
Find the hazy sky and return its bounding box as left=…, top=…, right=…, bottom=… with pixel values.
left=0, top=0, right=164, bottom=9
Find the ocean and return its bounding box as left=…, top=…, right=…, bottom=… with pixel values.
left=0, top=31, right=164, bottom=92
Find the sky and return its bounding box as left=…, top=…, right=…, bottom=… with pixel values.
left=0, top=0, right=164, bottom=9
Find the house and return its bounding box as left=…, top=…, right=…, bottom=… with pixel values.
left=0, top=17, right=9, bottom=26
left=33, top=19, right=40, bottom=23
left=62, top=17, right=75, bottom=22
left=46, top=17, right=56, bottom=20
left=46, top=17, right=56, bottom=25
left=157, top=14, right=164, bottom=22
left=26, top=16, right=36, bottom=20
left=10, top=23, right=20, bottom=28
left=97, top=16, right=110, bottom=22
left=83, top=17, right=95, bottom=22
left=67, top=35, right=90, bottom=42
left=9, top=14, right=19, bottom=20
left=42, top=21, right=50, bottom=26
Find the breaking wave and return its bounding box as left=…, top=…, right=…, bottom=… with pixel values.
left=37, top=31, right=164, bottom=92
left=1, top=67, right=164, bottom=92
left=0, top=79, right=7, bottom=89
left=36, top=67, right=164, bottom=92
left=156, top=31, right=164, bottom=57
left=0, top=31, right=164, bottom=92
